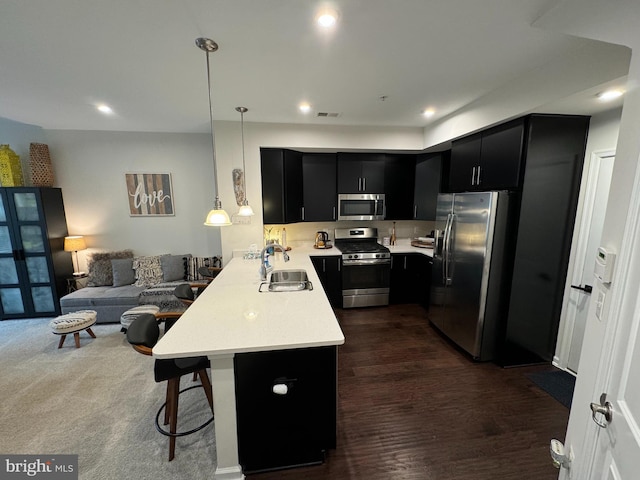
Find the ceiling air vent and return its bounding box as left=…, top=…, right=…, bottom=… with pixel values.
left=316, top=112, right=340, bottom=118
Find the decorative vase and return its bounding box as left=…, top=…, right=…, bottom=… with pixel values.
left=29, top=143, right=55, bottom=187
left=0, top=144, right=24, bottom=186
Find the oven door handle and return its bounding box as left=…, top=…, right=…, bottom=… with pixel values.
left=343, top=259, right=391, bottom=266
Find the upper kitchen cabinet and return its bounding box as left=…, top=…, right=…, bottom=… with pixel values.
left=337, top=153, right=385, bottom=193
left=384, top=154, right=416, bottom=220
left=260, top=148, right=303, bottom=224
left=413, top=151, right=447, bottom=221
left=448, top=118, right=525, bottom=192
left=302, top=153, right=337, bottom=222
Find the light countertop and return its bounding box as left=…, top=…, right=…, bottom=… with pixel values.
left=153, top=251, right=345, bottom=359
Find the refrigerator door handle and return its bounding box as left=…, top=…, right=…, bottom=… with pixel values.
left=442, top=213, right=453, bottom=284
left=444, top=213, right=455, bottom=285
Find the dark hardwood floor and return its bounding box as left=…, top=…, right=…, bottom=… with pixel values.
left=248, top=304, right=568, bottom=480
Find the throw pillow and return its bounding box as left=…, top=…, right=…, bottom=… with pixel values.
left=111, top=258, right=135, bottom=287
left=185, top=256, right=222, bottom=281
left=86, top=250, right=134, bottom=286
left=161, top=254, right=191, bottom=282
left=133, top=255, right=165, bottom=287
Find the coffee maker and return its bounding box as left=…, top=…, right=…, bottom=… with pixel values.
left=314, top=231, right=330, bottom=248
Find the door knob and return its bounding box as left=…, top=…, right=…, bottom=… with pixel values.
left=590, top=393, right=613, bottom=428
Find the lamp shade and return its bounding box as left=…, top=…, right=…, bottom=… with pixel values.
left=64, top=236, right=87, bottom=252
left=204, top=208, right=232, bottom=226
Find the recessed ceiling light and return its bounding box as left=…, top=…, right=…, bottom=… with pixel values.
left=597, top=90, right=624, bottom=101
left=316, top=7, right=338, bottom=28
left=96, top=104, right=113, bottom=114
left=422, top=108, right=435, bottom=118
left=299, top=103, right=312, bottom=113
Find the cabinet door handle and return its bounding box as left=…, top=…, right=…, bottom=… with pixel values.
left=363, top=177, right=366, bottom=191
left=322, top=258, right=326, bottom=272
left=333, top=206, right=336, bottom=220
left=301, top=206, right=305, bottom=221
left=404, top=256, right=407, bottom=270
left=471, top=166, right=476, bottom=186
left=476, top=165, right=482, bottom=185
left=358, top=178, right=362, bottom=191
left=414, top=205, right=418, bottom=219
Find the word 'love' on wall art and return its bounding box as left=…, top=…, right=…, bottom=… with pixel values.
left=125, top=173, right=175, bottom=216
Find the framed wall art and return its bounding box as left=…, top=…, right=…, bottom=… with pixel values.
left=125, top=173, right=175, bottom=216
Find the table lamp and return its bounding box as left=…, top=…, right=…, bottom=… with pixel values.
left=64, top=235, right=87, bottom=276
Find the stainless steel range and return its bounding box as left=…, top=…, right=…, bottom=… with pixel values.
left=334, top=227, right=391, bottom=308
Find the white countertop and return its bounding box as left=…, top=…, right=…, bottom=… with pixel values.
left=153, top=251, right=345, bottom=359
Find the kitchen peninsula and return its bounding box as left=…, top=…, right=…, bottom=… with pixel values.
left=153, top=250, right=345, bottom=479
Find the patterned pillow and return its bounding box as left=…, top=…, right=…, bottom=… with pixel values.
left=185, top=256, right=222, bottom=281
left=133, top=255, right=165, bottom=287
left=86, top=250, right=134, bottom=286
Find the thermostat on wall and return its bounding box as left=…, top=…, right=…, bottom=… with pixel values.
left=594, top=247, right=616, bottom=284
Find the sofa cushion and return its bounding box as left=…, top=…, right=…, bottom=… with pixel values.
left=112, top=258, right=135, bottom=287
left=59, top=285, right=145, bottom=307
left=161, top=254, right=190, bottom=282
left=87, top=250, right=134, bottom=286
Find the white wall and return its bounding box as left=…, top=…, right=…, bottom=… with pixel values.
left=0, top=116, right=47, bottom=185
left=45, top=129, right=222, bottom=271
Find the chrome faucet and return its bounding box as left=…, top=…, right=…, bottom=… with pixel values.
left=259, top=244, right=290, bottom=280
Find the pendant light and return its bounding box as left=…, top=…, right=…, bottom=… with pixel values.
left=196, top=37, right=232, bottom=226
left=236, top=106, right=255, bottom=216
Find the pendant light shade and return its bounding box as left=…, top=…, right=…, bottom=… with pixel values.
left=196, top=37, right=232, bottom=226
left=236, top=106, right=255, bottom=216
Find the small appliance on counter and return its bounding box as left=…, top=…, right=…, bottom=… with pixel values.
left=411, top=237, right=434, bottom=248
left=314, top=231, right=332, bottom=249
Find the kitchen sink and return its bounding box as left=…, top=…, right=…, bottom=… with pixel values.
left=259, top=269, right=313, bottom=292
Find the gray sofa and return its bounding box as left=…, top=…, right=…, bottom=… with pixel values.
left=59, top=251, right=221, bottom=324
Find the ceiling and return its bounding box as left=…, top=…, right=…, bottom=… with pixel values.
left=0, top=0, right=630, bottom=134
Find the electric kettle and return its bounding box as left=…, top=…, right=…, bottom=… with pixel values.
left=315, top=231, right=329, bottom=248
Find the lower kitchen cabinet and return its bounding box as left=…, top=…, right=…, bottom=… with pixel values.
left=390, top=253, right=431, bottom=307
left=234, top=346, right=338, bottom=474
left=311, top=256, right=342, bottom=308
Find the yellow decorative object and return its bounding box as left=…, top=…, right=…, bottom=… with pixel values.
left=0, top=144, right=24, bottom=186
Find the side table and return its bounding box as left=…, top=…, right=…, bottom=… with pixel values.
left=66, top=274, right=88, bottom=294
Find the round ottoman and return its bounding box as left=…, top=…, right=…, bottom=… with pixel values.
left=50, top=310, right=97, bottom=349
left=120, top=305, right=160, bottom=332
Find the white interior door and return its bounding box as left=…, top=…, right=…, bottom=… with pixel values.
left=567, top=153, right=615, bottom=373
left=560, top=150, right=640, bottom=480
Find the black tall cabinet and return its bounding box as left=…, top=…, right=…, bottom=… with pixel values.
left=0, top=188, right=72, bottom=319
left=260, top=148, right=303, bottom=224
left=501, top=114, right=590, bottom=365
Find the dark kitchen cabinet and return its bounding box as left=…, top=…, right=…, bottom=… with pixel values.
left=302, top=153, right=337, bottom=222
left=234, top=346, right=337, bottom=473
left=0, top=187, right=72, bottom=319
left=501, top=114, right=590, bottom=366
left=390, top=253, right=431, bottom=305
left=311, top=255, right=342, bottom=308
left=384, top=154, right=416, bottom=220
left=413, top=151, right=446, bottom=221
left=260, top=148, right=303, bottom=224
left=448, top=118, right=525, bottom=192
left=337, top=153, right=385, bottom=193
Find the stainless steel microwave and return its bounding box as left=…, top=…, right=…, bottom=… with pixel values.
left=338, top=194, right=386, bottom=221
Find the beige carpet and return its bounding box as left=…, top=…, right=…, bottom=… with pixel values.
left=0, top=318, right=217, bottom=479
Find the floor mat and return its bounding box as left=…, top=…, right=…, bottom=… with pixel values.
left=526, top=369, right=576, bottom=409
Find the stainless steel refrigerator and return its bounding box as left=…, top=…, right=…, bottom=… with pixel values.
left=429, top=191, right=513, bottom=361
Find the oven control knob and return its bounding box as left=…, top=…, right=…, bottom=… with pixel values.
left=375, top=254, right=380, bottom=258
left=353, top=255, right=359, bottom=259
